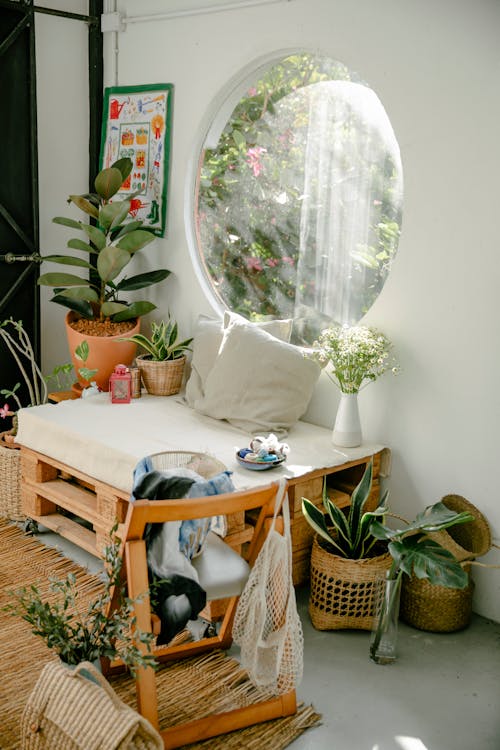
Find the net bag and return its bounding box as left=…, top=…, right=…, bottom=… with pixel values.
left=233, top=479, right=303, bottom=694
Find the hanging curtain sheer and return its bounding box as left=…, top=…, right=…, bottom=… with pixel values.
left=294, top=81, right=403, bottom=332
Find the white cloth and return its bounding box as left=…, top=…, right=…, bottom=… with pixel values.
left=15, top=393, right=385, bottom=493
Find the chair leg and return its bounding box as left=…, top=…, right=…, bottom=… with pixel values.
left=160, top=689, right=297, bottom=749
left=125, top=539, right=160, bottom=731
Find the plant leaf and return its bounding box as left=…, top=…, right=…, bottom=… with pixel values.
left=116, top=229, right=155, bottom=253
left=398, top=502, right=474, bottom=536
left=301, top=498, right=345, bottom=554
left=67, top=195, right=99, bottom=219
left=67, top=238, right=96, bottom=254
left=50, top=294, right=94, bottom=318
left=41, top=255, right=93, bottom=269
left=112, top=220, right=143, bottom=240
left=101, top=301, right=127, bottom=317
left=115, top=269, right=170, bottom=291
left=323, top=495, right=351, bottom=548
left=111, top=157, right=133, bottom=182
left=53, top=216, right=82, bottom=229
left=99, top=201, right=131, bottom=231
left=390, top=536, right=469, bottom=588
left=38, top=272, right=86, bottom=287
left=97, top=246, right=131, bottom=282
left=81, top=224, right=106, bottom=251
left=95, top=167, right=124, bottom=200
left=57, top=287, right=98, bottom=302
left=112, top=301, right=156, bottom=321
left=348, top=461, right=373, bottom=546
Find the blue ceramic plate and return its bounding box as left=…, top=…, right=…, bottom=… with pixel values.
left=235, top=451, right=286, bottom=471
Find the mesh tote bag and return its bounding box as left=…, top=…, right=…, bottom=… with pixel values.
left=21, top=660, right=163, bottom=750
left=233, top=478, right=303, bottom=694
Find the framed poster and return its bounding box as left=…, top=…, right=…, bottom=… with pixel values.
left=100, top=83, right=173, bottom=237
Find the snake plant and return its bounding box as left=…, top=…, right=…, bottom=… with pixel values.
left=119, top=315, right=193, bottom=361
left=302, top=461, right=389, bottom=559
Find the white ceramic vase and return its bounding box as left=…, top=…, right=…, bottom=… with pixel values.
left=332, top=392, right=362, bottom=448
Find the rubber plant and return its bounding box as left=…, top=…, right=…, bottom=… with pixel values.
left=37, top=157, right=170, bottom=323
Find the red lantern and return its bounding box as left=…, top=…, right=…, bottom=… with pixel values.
left=109, top=364, right=132, bottom=404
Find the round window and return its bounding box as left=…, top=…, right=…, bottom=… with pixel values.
left=192, top=52, right=403, bottom=345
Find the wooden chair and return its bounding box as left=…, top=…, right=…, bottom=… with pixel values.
left=107, top=478, right=297, bottom=749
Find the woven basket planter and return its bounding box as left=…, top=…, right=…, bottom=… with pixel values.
left=0, top=435, right=23, bottom=522
left=137, top=355, right=186, bottom=396
left=400, top=564, right=474, bottom=632
left=309, top=536, right=392, bottom=631
left=426, top=494, right=491, bottom=561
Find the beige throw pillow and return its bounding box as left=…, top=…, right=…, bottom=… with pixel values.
left=184, top=312, right=292, bottom=406
left=193, top=317, right=320, bottom=436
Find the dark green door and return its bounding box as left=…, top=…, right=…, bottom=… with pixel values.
left=0, top=1, right=40, bottom=416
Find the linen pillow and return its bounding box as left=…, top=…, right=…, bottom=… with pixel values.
left=184, top=312, right=292, bottom=406
left=193, top=317, right=321, bottom=436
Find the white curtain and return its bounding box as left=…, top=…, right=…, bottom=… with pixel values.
left=295, top=80, right=403, bottom=328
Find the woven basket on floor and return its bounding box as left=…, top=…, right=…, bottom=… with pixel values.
left=400, top=564, right=474, bottom=632
left=137, top=355, right=186, bottom=396
left=427, top=494, right=491, bottom=561
left=309, top=536, right=392, bottom=630
left=0, top=441, right=23, bottom=521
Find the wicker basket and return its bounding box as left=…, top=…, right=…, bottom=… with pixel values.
left=137, top=355, right=186, bottom=396
left=400, top=564, right=474, bottom=632
left=427, top=494, right=491, bottom=561
left=309, top=536, right=392, bottom=630
left=0, top=441, right=23, bottom=521
left=149, top=450, right=227, bottom=478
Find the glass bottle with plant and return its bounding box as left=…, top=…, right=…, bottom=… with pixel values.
left=4, top=525, right=157, bottom=675
left=368, top=504, right=474, bottom=664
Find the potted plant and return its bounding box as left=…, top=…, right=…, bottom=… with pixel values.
left=301, top=461, right=392, bottom=631
left=368, top=503, right=474, bottom=663
left=120, top=314, right=193, bottom=396
left=313, top=325, right=399, bottom=447
left=37, top=157, right=171, bottom=391
left=4, top=526, right=157, bottom=675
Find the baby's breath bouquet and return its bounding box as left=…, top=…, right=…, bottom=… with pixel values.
left=314, top=325, right=399, bottom=394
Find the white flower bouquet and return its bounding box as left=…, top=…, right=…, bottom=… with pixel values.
left=314, top=325, right=399, bottom=394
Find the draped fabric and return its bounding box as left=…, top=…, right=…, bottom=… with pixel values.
left=295, top=80, right=403, bottom=329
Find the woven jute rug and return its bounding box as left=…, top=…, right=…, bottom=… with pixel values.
left=0, top=520, right=320, bottom=749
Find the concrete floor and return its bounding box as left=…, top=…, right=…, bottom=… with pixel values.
left=36, top=529, right=500, bottom=750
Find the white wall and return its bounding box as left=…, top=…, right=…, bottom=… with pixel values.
left=38, top=0, right=500, bottom=621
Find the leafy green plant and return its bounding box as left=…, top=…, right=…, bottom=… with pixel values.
left=370, top=503, right=474, bottom=589
left=119, top=315, right=193, bottom=361
left=38, top=157, right=170, bottom=322
left=4, top=526, right=157, bottom=675
left=301, top=461, right=389, bottom=559
left=45, top=341, right=98, bottom=392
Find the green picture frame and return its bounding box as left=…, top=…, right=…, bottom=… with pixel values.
left=99, top=83, right=173, bottom=237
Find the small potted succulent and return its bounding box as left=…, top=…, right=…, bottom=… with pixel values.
left=4, top=526, right=157, bottom=675
left=37, top=157, right=171, bottom=391
left=120, top=314, right=193, bottom=396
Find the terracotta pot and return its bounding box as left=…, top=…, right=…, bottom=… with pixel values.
left=65, top=312, right=140, bottom=392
